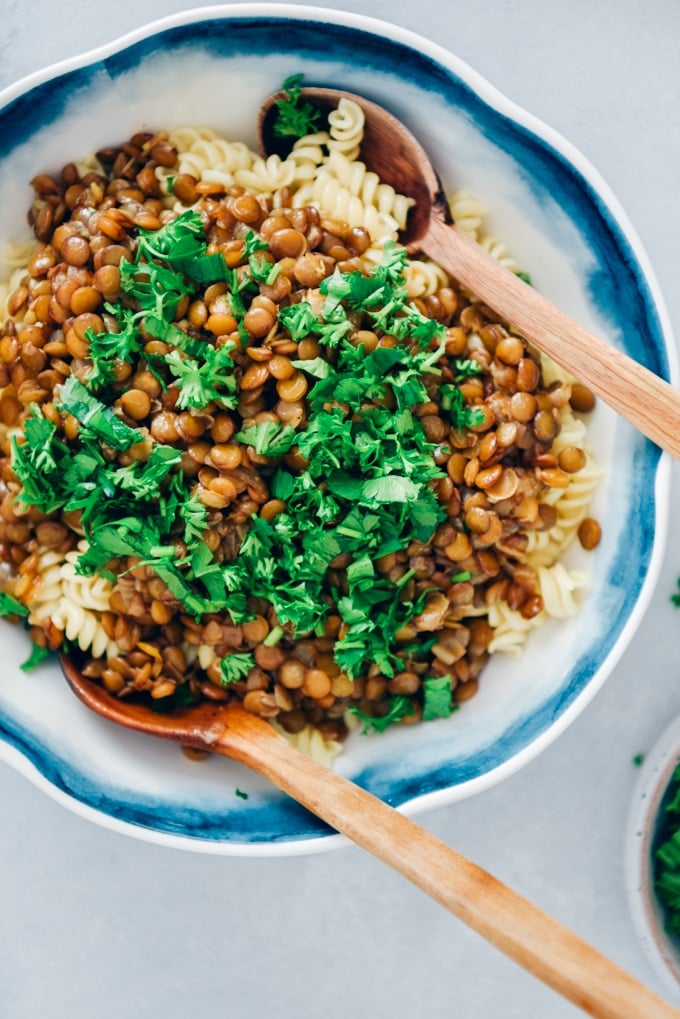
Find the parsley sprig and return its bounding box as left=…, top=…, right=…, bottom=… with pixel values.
left=272, top=74, right=322, bottom=139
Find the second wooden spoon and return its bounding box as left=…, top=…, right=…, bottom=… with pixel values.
left=259, top=87, right=680, bottom=459
left=61, top=655, right=679, bottom=1019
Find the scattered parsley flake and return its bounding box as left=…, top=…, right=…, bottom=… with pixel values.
left=422, top=675, right=455, bottom=721
left=0, top=592, right=29, bottom=619
left=349, top=695, right=417, bottom=734
left=236, top=420, right=298, bottom=457
left=220, top=652, right=256, bottom=685
left=20, top=642, right=51, bottom=672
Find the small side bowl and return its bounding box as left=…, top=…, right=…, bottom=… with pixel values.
left=626, top=716, right=680, bottom=996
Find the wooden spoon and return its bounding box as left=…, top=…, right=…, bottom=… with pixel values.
left=259, top=87, right=680, bottom=459
left=61, top=655, right=679, bottom=1019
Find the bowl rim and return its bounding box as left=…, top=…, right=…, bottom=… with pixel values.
left=0, top=3, right=675, bottom=855
left=625, top=716, right=680, bottom=998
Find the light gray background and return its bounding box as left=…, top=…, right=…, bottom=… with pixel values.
left=2, top=2, right=680, bottom=1017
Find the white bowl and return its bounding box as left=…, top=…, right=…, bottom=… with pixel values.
left=626, top=717, right=680, bottom=998
left=0, top=4, right=674, bottom=854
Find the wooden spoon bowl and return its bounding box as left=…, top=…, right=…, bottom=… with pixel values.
left=60, top=654, right=680, bottom=1019
left=260, top=86, right=680, bottom=459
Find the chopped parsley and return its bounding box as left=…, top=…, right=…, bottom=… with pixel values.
left=0, top=592, right=29, bottom=619
left=422, top=674, right=455, bottom=721
left=20, top=642, right=51, bottom=672
left=349, top=695, right=417, bottom=734
left=272, top=74, right=322, bottom=139
left=654, top=764, right=680, bottom=934
left=440, top=383, right=487, bottom=430
left=220, top=652, right=256, bottom=685
left=165, top=344, right=238, bottom=411
left=7, top=205, right=491, bottom=732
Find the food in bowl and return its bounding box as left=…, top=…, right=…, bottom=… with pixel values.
left=626, top=717, right=680, bottom=994
left=0, top=86, right=601, bottom=759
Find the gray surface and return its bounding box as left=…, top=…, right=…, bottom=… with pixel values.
left=2, top=1, right=680, bottom=1016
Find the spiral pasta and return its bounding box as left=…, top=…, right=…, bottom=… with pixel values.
left=24, top=548, right=64, bottom=622
left=292, top=171, right=402, bottom=239
left=526, top=456, right=602, bottom=568
left=288, top=131, right=331, bottom=179
left=156, top=129, right=257, bottom=194
left=233, top=154, right=298, bottom=195
left=326, top=97, right=365, bottom=162
left=448, top=189, right=487, bottom=239
left=487, top=601, right=540, bottom=656
left=536, top=563, right=587, bottom=619
left=324, top=151, right=414, bottom=229
left=0, top=239, right=38, bottom=320
left=274, top=721, right=344, bottom=766
left=26, top=543, right=119, bottom=658
left=477, top=233, right=521, bottom=273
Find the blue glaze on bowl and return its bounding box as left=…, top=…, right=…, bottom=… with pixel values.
left=0, top=6, right=673, bottom=853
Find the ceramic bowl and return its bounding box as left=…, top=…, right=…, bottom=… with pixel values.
left=0, top=4, right=674, bottom=854
left=626, top=718, right=680, bottom=998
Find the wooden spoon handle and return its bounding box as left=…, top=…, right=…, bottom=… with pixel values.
left=218, top=711, right=679, bottom=1019
left=423, top=216, right=680, bottom=459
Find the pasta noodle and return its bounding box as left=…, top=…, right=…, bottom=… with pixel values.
left=448, top=188, right=487, bottom=239
left=326, top=97, right=365, bottom=161
left=402, top=258, right=451, bottom=298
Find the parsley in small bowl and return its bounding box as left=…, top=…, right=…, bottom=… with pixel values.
left=626, top=717, right=680, bottom=996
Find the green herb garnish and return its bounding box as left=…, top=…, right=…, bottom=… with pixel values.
left=440, top=383, right=487, bottom=430
left=220, top=652, right=256, bottom=685
left=349, top=695, right=417, bottom=734
left=165, top=344, right=238, bottom=411
left=8, top=208, right=487, bottom=699
left=422, top=674, right=455, bottom=721
left=654, top=764, right=680, bottom=934
left=0, top=592, right=29, bottom=619
left=273, top=74, right=322, bottom=139
left=20, top=642, right=51, bottom=672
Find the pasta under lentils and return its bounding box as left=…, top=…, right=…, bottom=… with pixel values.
left=0, top=93, right=601, bottom=759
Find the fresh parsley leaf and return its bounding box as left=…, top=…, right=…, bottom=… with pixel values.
left=452, top=358, right=484, bottom=381
left=236, top=420, right=298, bottom=457
left=349, top=695, right=417, bottom=734
left=273, top=74, right=322, bottom=139
left=422, top=674, right=455, bottom=721
left=360, top=475, right=420, bottom=504
left=10, top=407, right=67, bottom=512
left=179, top=493, right=209, bottom=543
left=0, top=592, right=29, bottom=618
left=58, top=376, right=144, bottom=451
left=440, top=383, right=486, bottom=430
left=278, top=301, right=320, bottom=341
left=111, top=445, right=182, bottom=498
left=20, top=642, right=51, bottom=672
left=220, top=652, right=256, bottom=686
left=164, top=345, right=237, bottom=411
left=84, top=307, right=144, bottom=390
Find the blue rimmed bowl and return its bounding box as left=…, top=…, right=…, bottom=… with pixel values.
left=0, top=4, right=674, bottom=854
